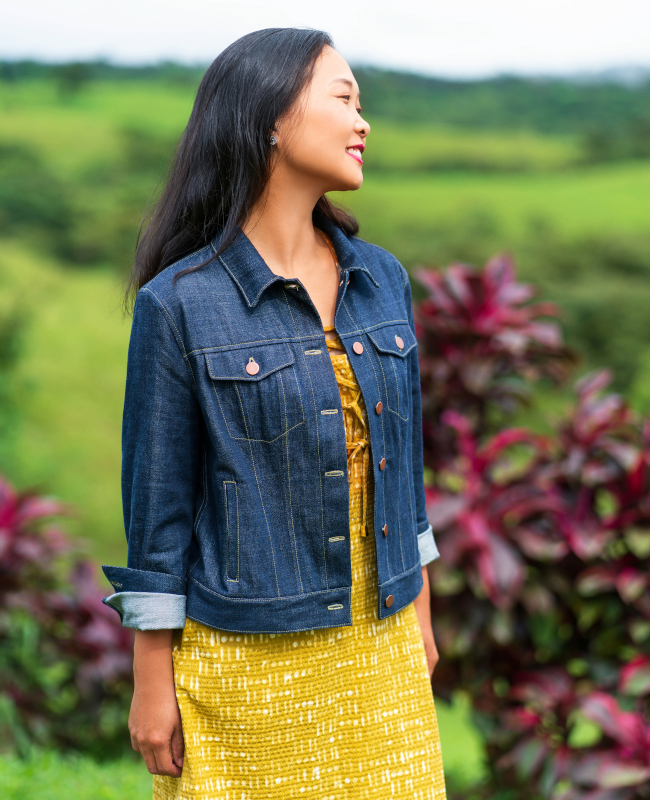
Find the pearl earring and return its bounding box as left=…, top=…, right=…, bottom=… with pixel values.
left=269, top=134, right=278, bottom=146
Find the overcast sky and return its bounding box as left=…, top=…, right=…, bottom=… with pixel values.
left=2, top=0, right=650, bottom=79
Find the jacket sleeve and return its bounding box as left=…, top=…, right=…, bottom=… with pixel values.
left=101, top=287, right=203, bottom=629
left=403, top=271, right=440, bottom=567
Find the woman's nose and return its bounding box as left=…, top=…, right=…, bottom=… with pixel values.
left=356, top=117, right=370, bottom=137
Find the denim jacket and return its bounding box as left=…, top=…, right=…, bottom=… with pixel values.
left=102, top=213, right=439, bottom=633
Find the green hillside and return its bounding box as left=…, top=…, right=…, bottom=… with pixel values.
left=5, top=58, right=650, bottom=137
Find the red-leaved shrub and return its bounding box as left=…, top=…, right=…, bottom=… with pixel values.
left=0, top=478, right=133, bottom=756
left=415, top=254, right=576, bottom=471
left=417, top=257, right=650, bottom=799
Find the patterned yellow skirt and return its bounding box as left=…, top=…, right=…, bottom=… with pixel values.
left=153, top=332, right=446, bottom=800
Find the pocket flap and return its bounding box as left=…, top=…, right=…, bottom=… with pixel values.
left=206, top=343, right=295, bottom=382
left=367, top=324, right=417, bottom=358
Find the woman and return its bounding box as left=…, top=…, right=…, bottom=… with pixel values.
left=103, top=27, right=446, bottom=799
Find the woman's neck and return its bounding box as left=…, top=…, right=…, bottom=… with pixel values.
left=242, top=169, right=327, bottom=279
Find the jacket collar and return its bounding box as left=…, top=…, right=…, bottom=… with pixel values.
left=215, top=212, right=379, bottom=309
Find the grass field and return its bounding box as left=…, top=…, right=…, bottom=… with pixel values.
left=1, top=239, right=129, bottom=565
left=0, top=750, right=152, bottom=800
left=339, top=162, right=650, bottom=265
left=0, top=80, right=195, bottom=176
left=349, top=121, right=579, bottom=173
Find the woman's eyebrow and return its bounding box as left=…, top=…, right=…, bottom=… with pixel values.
left=329, top=78, right=354, bottom=88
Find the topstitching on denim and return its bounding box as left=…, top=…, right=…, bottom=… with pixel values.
left=102, top=214, right=440, bottom=633
left=281, top=288, right=330, bottom=589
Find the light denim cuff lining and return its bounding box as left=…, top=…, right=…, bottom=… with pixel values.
left=418, top=525, right=440, bottom=566
left=103, top=591, right=187, bottom=630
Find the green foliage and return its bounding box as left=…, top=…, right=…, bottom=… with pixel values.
left=63, top=126, right=175, bottom=267
left=0, top=241, right=129, bottom=563
left=364, top=124, right=578, bottom=173
left=446, top=780, right=521, bottom=800
left=0, top=59, right=204, bottom=85
left=0, top=750, right=151, bottom=800
left=53, top=63, right=92, bottom=100
left=629, top=349, right=650, bottom=415
left=0, top=144, right=72, bottom=255
left=0, top=297, right=26, bottom=468
left=0, top=477, right=134, bottom=758
left=344, top=165, right=650, bottom=259
left=581, top=117, right=650, bottom=163
left=356, top=67, right=650, bottom=166
left=4, top=61, right=649, bottom=142
left=0, top=126, right=173, bottom=269
left=0, top=610, right=131, bottom=759
left=353, top=67, right=650, bottom=137
left=119, top=125, right=178, bottom=175
left=517, top=226, right=650, bottom=391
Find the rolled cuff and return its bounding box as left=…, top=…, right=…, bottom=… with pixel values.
left=102, top=564, right=186, bottom=594
left=102, top=591, right=187, bottom=630
left=417, top=524, right=440, bottom=566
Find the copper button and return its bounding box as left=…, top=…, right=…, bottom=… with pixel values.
left=395, top=335, right=404, bottom=349
left=382, top=523, right=388, bottom=537
left=385, top=595, right=394, bottom=608
left=375, top=401, right=383, bottom=415
left=352, top=341, right=364, bottom=355
left=245, top=359, right=260, bottom=375
left=379, top=457, right=386, bottom=471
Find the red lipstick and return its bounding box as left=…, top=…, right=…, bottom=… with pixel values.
left=345, top=143, right=365, bottom=164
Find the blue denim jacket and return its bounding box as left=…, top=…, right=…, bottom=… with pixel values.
left=102, top=214, right=439, bottom=632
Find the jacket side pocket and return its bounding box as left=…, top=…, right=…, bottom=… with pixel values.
left=223, top=480, right=239, bottom=582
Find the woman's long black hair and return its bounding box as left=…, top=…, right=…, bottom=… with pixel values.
left=126, top=27, right=359, bottom=306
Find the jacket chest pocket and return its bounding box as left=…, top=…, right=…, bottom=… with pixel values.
left=367, top=323, right=417, bottom=421
left=206, top=344, right=305, bottom=442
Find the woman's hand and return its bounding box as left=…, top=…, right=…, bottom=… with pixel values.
left=413, top=566, right=439, bottom=678
left=129, top=629, right=184, bottom=777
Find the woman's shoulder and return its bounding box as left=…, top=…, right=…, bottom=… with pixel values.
left=347, top=235, right=409, bottom=290
left=137, top=242, right=224, bottom=309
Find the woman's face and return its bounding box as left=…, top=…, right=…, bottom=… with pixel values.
left=274, top=46, right=370, bottom=193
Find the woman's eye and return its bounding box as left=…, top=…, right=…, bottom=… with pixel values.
left=337, top=95, right=361, bottom=113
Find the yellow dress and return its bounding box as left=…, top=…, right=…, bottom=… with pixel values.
left=153, top=329, right=446, bottom=800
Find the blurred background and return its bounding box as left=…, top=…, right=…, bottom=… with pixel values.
left=1, top=1, right=650, bottom=798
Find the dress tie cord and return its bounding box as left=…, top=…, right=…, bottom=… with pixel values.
left=325, top=336, right=370, bottom=536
